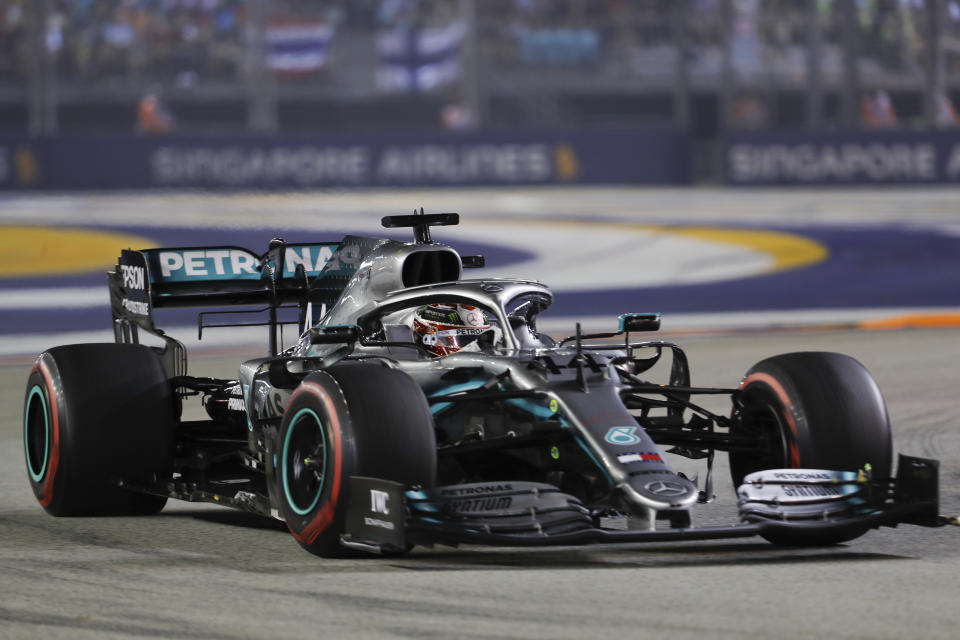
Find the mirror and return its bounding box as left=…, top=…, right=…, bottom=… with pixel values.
left=309, top=325, right=361, bottom=345
left=618, top=312, right=661, bottom=333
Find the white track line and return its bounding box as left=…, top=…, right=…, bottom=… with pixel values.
left=0, top=287, right=107, bottom=309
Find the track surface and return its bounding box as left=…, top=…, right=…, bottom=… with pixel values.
left=2, top=187, right=960, bottom=345
left=2, top=329, right=959, bottom=639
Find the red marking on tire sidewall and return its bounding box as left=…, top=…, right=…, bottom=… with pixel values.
left=31, top=359, right=61, bottom=507
left=285, top=381, right=343, bottom=545
left=740, top=372, right=801, bottom=468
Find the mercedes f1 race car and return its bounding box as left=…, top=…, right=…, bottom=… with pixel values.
left=24, top=213, right=945, bottom=556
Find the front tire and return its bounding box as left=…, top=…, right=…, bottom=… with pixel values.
left=276, top=362, right=436, bottom=557
left=24, top=344, right=174, bottom=516
left=730, top=352, right=892, bottom=546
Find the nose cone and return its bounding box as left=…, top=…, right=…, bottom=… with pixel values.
left=625, top=472, right=699, bottom=510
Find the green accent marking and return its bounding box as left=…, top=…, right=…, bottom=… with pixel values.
left=430, top=380, right=488, bottom=414
left=573, top=435, right=614, bottom=485
left=549, top=398, right=558, bottom=413
left=24, top=385, right=49, bottom=482
left=550, top=446, right=560, bottom=460
left=282, top=408, right=327, bottom=516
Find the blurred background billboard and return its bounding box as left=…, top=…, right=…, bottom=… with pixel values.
left=1, top=0, right=960, bottom=188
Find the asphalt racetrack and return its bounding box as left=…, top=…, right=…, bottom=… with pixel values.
left=1, top=329, right=959, bottom=639
left=1, top=187, right=959, bottom=638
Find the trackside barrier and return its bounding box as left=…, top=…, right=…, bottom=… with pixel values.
left=724, top=130, right=960, bottom=186
left=0, top=130, right=690, bottom=190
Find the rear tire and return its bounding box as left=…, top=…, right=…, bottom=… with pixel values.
left=730, top=352, right=892, bottom=546
left=276, top=362, right=436, bottom=557
left=24, top=344, right=174, bottom=516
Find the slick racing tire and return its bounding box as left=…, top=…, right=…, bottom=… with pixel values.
left=276, top=362, right=436, bottom=557
left=730, top=352, right=892, bottom=546
left=24, top=344, right=174, bottom=516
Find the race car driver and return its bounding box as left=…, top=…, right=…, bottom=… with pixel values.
left=412, top=303, right=501, bottom=356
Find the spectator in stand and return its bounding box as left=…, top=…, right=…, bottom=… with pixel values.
left=440, top=91, right=475, bottom=130
left=731, top=93, right=768, bottom=129
left=0, top=0, right=27, bottom=83
left=937, top=92, right=959, bottom=127
left=137, top=86, right=175, bottom=134
left=860, top=88, right=898, bottom=128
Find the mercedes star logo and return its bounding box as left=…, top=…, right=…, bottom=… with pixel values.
left=644, top=480, right=689, bottom=497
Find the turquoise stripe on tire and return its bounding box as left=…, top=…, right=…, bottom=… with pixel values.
left=24, top=385, right=49, bottom=483
left=282, top=408, right=327, bottom=516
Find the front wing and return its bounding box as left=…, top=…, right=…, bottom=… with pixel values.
left=339, top=455, right=944, bottom=554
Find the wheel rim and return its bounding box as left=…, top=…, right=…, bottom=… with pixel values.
left=282, top=408, right=328, bottom=516
left=733, top=388, right=790, bottom=480
left=24, top=385, right=50, bottom=482
left=741, top=390, right=790, bottom=470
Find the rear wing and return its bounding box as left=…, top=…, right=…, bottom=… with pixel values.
left=108, top=212, right=476, bottom=376
left=108, top=235, right=388, bottom=372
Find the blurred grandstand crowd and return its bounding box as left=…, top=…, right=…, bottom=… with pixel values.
left=2, top=1, right=956, bottom=83
left=2, top=0, right=959, bottom=131
left=0, top=0, right=342, bottom=87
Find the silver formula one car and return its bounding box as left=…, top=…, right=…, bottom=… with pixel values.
left=23, top=213, right=944, bottom=556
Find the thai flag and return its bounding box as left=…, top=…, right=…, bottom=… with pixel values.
left=377, top=21, right=466, bottom=91
left=267, top=22, right=335, bottom=74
